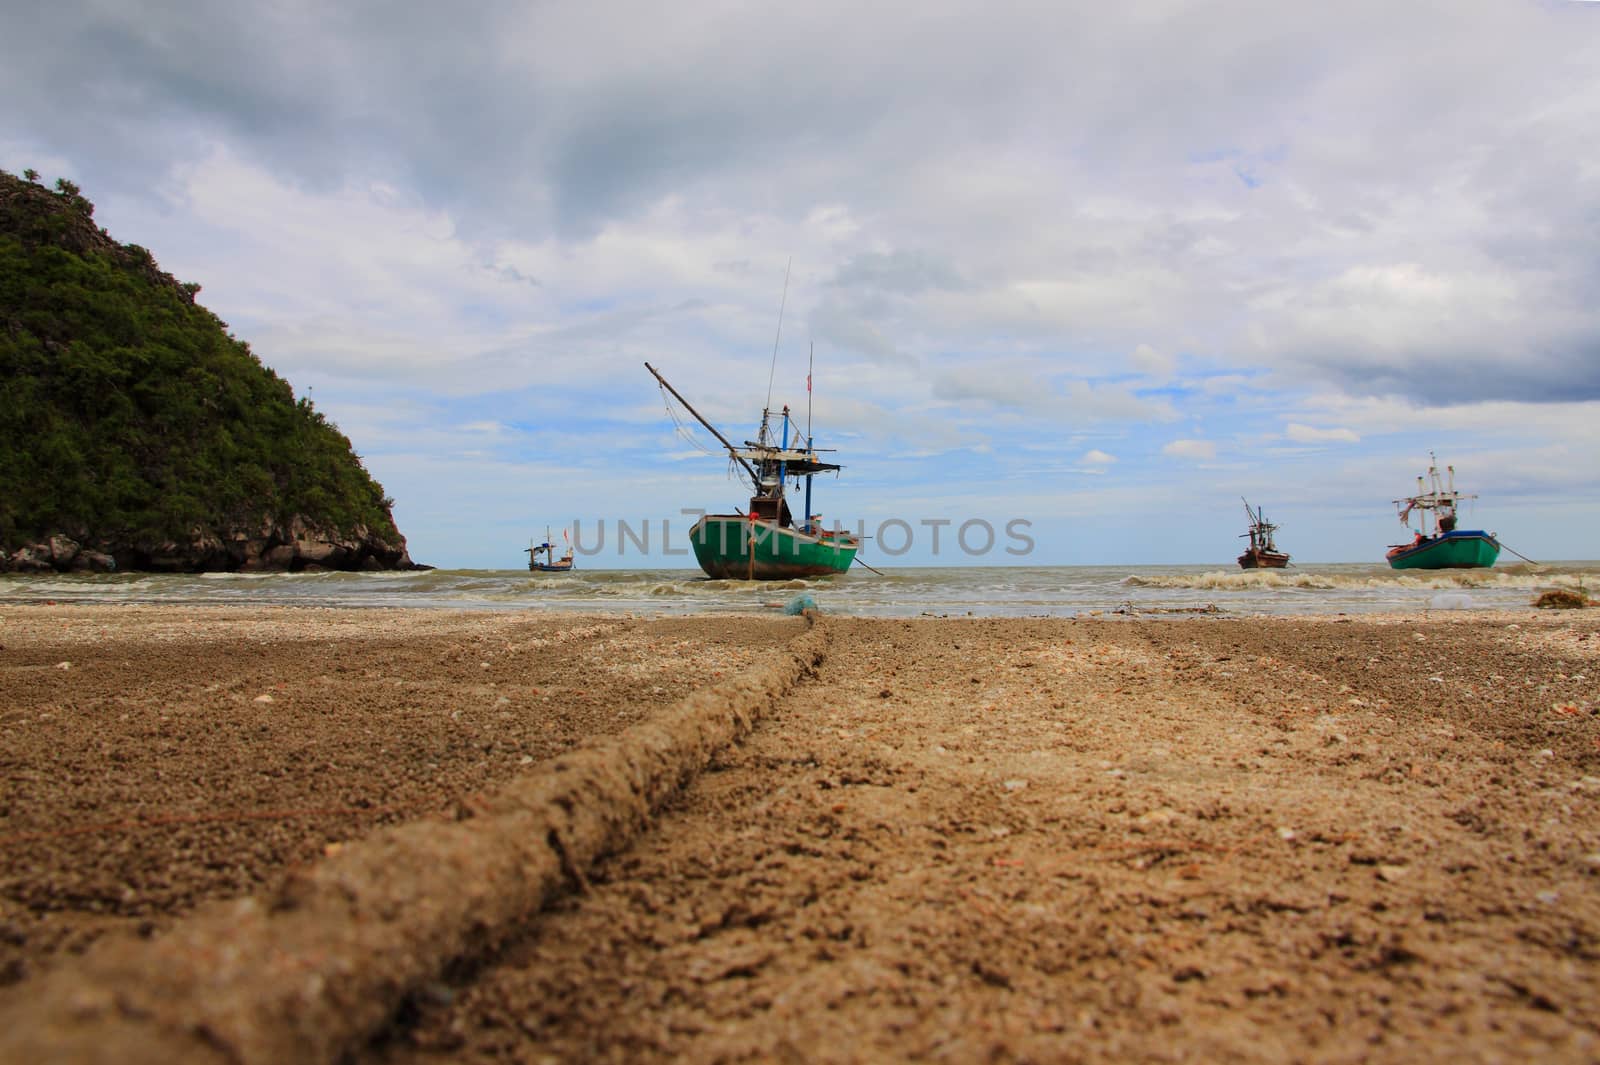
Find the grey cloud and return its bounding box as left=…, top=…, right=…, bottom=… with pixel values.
left=488, top=264, right=541, bottom=287
left=1280, top=336, right=1600, bottom=406
left=8, top=1, right=1600, bottom=406
left=930, top=363, right=1177, bottom=423
left=830, top=251, right=968, bottom=296
left=807, top=299, right=916, bottom=366
left=931, top=363, right=1051, bottom=413
left=803, top=250, right=973, bottom=366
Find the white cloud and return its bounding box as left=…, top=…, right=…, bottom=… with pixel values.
left=1128, top=344, right=1174, bottom=379
left=928, top=363, right=1178, bottom=425
left=1162, top=439, right=1217, bottom=461
left=1082, top=449, right=1117, bottom=465
left=1284, top=423, right=1359, bottom=444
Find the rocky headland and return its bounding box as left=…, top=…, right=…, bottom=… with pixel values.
left=0, top=516, right=416, bottom=574
left=0, top=169, right=421, bottom=573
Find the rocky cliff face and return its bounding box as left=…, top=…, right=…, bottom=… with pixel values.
left=0, top=516, right=419, bottom=574
left=2, top=169, right=425, bottom=573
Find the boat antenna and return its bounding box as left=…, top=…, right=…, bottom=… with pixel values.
left=765, top=257, right=792, bottom=412
left=806, top=339, right=814, bottom=445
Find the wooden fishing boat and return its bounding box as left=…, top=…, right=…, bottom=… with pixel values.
left=646, top=361, right=859, bottom=580
left=1237, top=498, right=1290, bottom=569
left=525, top=527, right=575, bottom=572
left=1386, top=454, right=1500, bottom=570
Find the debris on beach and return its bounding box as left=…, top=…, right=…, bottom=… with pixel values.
left=1532, top=589, right=1591, bottom=610
left=1114, top=602, right=1223, bottom=616
left=783, top=593, right=820, bottom=617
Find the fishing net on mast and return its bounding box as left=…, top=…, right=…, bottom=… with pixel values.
left=657, top=381, right=746, bottom=483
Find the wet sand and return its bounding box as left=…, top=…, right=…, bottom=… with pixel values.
left=2, top=604, right=1597, bottom=1062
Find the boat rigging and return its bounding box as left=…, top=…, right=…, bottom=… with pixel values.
left=645, top=361, right=860, bottom=580
left=1385, top=453, right=1500, bottom=570
left=1237, top=498, right=1290, bottom=569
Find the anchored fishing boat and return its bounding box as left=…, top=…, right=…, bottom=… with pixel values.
left=1386, top=454, right=1500, bottom=570
left=525, top=527, right=575, bottom=572
left=1237, top=498, right=1290, bottom=569
left=645, top=361, right=859, bottom=580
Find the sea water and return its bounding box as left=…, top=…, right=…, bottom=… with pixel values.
left=2, top=562, right=1595, bottom=617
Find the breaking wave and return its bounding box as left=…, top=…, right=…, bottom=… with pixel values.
left=5, top=562, right=1596, bottom=617
left=1121, top=565, right=1584, bottom=592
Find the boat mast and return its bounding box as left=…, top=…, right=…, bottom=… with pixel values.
left=1399, top=452, right=1476, bottom=538
left=1440, top=447, right=1452, bottom=530
left=806, top=342, right=814, bottom=442
left=804, top=343, right=815, bottom=532
left=778, top=405, right=790, bottom=491
left=1440, top=458, right=1463, bottom=532
left=644, top=362, right=759, bottom=484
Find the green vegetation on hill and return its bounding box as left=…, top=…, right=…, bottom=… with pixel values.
left=0, top=169, right=404, bottom=561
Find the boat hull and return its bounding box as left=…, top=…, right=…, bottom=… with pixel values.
left=690, top=516, right=858, bottom=579
left=1237, top=549, right=1291, bottom=570
left=1386, top=530, right=1500, bottom=570
left=530, top=563, right=574, bottom=572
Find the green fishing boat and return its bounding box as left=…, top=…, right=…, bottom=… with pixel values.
left=646, top=361, right=859, bottom=580
left=686, top=514, right=860, bottom=580
left=1386, top=453, right=1500, bottom=570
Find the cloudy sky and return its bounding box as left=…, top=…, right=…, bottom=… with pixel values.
left=6, top=0, right=1599, bottom=568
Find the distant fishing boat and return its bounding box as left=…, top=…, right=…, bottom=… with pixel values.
left=1386, top=454, right=1500, bottom=570
left=1237, top=498, right=1290, bottom=569
left=526, top=527, right=575, bottom=572
left=645, top=361, right=860, bottom=580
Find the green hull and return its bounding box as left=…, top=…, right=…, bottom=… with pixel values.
left=1387, top=531, right=1500, bottom=570
left=690, top=516, right=857, bottom=579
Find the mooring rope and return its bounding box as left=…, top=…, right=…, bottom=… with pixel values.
left=1498, top=540, right=1543, bottom=567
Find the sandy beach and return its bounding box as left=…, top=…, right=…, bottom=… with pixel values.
left=2, top=604, right=1598, bottom=1062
